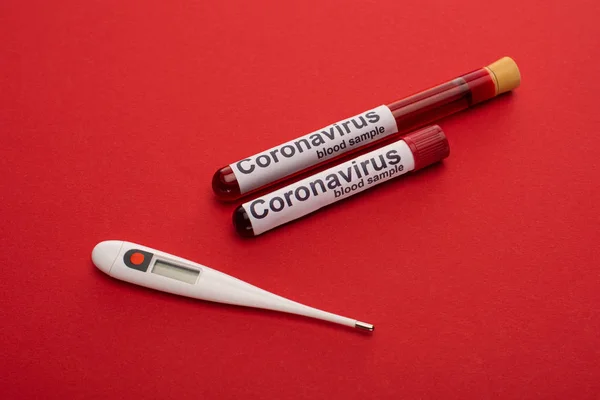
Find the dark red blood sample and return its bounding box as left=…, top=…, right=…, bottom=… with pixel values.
left=214, top=63, right=507, bottom=202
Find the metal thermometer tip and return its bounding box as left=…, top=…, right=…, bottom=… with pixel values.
left=355, top=321, right=374, bottom=332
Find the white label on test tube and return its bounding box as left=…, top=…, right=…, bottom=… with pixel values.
left=230, top=105, right=399, bottom=194
left=241, top=139, right=415, bottom=235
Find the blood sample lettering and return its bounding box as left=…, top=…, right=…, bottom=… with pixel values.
left=234, top=107, right=392, bottom=176
left=246, top=149, right=403, bottom=220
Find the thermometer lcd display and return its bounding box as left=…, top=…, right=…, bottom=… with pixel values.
left=152, top=260, right=199, bottom=284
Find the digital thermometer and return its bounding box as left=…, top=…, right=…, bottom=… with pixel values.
left=92, top=241, right=374, bottom=332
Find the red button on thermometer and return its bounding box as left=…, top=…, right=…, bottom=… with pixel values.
left=92, top=241, right=374, bottom=332
left=233, top=125, right=449, bottom=237
left=214, top=57, right=518, bottom=201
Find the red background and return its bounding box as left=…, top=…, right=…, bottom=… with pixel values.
left=2, top=1, right=599, bottom=398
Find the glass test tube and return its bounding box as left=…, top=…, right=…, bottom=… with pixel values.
left=213, top=57, right=520, bottom=201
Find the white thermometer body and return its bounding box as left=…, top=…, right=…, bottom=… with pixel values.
left=92, top=241, right=373, bottom=331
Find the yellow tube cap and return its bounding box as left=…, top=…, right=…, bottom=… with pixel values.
left=486, top=57, right=521, bottom=95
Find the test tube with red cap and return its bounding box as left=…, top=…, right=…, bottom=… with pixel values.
left=213, top=57, right=519, bottom=202
left=233, top=125, right=449, bottom=237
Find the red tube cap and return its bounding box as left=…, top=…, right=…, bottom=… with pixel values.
left=402, top=125, right=450, bottom=170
